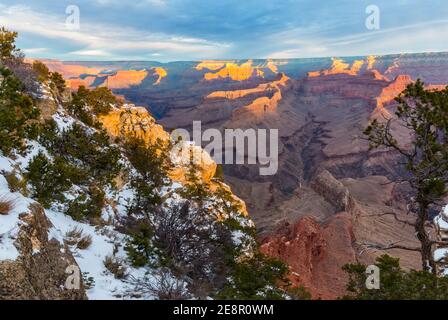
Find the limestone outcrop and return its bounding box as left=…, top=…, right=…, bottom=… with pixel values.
left=0, top=203, right=87, bottom=300
left=99, top=104, right=218, bottom=184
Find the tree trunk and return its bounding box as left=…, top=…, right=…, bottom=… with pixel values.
left=416, top=203, right=436, bottom=273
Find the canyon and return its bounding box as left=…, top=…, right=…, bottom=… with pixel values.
left=43, top=52, right=448, bottom=298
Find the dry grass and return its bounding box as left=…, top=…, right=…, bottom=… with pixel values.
left=0, top=195, right=15, bottom=215
left=104, top=255, right=127, bottom=279
left=4, top=171, right=28, bottom=195
left=64, top=227, right=93, bottom=249
left=76, top=234, right=93, bottom=250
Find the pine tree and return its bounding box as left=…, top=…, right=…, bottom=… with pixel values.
left=0, top=67, right=40, bottom=155
left=343, top=255, right=448, bottom=300
left=0, top=27, right=20, bottom=61
left=364, top=80, right=448, bottom=272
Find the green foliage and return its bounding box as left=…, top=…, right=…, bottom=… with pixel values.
left=125, top=220, right=157, bottom=268
left=287, top=286, right=312, bottom=300
left=364, top=80, right=448, bottom=203
left=28, top=122, right=121, bottom=214
left=124, top=137, right=171, bottom=188
left=67, top=86, right=98, bottom=127
left=180, top=160, right=210, bottom=204
left=123, top=138, right=171, bottom=216
left=82, top=272, right=95, bottom=289
left=216, top=253, right=289, bottom=300
left=65, top=185, right=105, bottom=221
left=26, top=152, right=85, bottom=208
left=0, top=27, right=20, bottom=61
left=67, top=86, right=117, bottom=125
left=32, top=60, right=49, bottom=83
left=0, top=67, right=40, bottom=156
left=49, top=72, right=66, bottom=94
left=364, top=80, right=448, bottom=271
left=87, top=86, right=117, bottom=115
left=39, top=122, right=122, bottom=186
left=26, top=152, right=85, bottom=207
left=343, top=254, right=448, bottom=300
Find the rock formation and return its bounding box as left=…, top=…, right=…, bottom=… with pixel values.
left=151, top=67, right=167, bottom=85
left=98, top=104, right=217, bottom=184
left=39, top=54, right=448, bottom=298
left=0, top=202, right=87, bottom=299
left=261, top=213, right=355, bottom=299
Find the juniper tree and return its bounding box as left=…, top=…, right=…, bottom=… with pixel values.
left=343, top=255, right=448, bottom=300
left=364, top=80, right=448, bottom=272
left=0, top=27, right=20, bottom=61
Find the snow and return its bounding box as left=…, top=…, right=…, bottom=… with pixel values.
left=435, top=214, right=448, bottom=230
left=14, top=140, right=49, bottom=170
left=232, top=230, right=246, bottom=246
left=434, top=248, right=448, bottom=262
left=53, top=113, right=75, bottom=131
left=0, top=155, right=13, bottom=172
left=0, top=175, right=33, bottom=261
left=45, top=209, right=155, bottom=300
left=0, top=108, right=254, bottom=299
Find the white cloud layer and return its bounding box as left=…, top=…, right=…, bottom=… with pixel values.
left=0, top=1, right=447, bottom=61
left=0, top=4, right=228, bottom=60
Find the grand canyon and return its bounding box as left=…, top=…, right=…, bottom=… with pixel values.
left=38, top=53, right=448, bottom=298
left=2, top=0, right=448, bottom=309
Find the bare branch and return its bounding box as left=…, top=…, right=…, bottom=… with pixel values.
left=360, top=241, right=421, bottom=252
left=363, top=211, right=416, bottom=227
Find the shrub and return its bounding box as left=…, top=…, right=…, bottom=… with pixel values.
left=82, top=272, right=95, bottom=289
left=288, top=286, right=312, bottom=300
left=342, top=254, right=448, bottom=300
left=31, top=122, right=121, bottom=211
left=104, top=255, right=127, bottom=279
left=87, top=87, right=117, bottom=115
left=125, top=220, right=157, bottom=268
left=179, top=160, right=210, bottom=204
left=65, top=227, right=93, bottom=250
left=123, top=138, right=171, bottom=216
left=39, top=123, right=122, bottom=186
left=216, top=253, right=289, bottom=300
left=67, top=86, right=117, bottom=124
left=0, top=67, right=40, bottom=156
left=77, top=234, right=93, bottom=250
left=65, top=185, right=105, bottom=221
left=0, top=27, right=20, bottom=61
left=26, top=152, right=86, bottom=207
left=130, top=268, right=190, bottom=300
left=32, top=60, right=49, bottom=83
left=67, top=86, right=98, bottom=127
left=49, top=72, right=66, bottom=94
left=0, top=195, right=15, bottom=215
left=65, top=226, right=83, bottom=245
left=3, top=170, right=27, bottom=195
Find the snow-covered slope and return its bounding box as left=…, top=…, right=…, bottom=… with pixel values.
left=0, top=79, right=255, bottom=299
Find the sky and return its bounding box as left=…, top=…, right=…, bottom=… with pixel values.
left=1, top=0, right=448, bottom=61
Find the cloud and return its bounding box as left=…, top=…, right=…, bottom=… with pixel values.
left=22, top=47, right=48, bottom=54
left=0, top=4, right=228, bottom=60
left=68, top=49, right=112, bottom=57
left=1, top=0, right=448, bottom=60
left=94, top=0, right=167, bottom=7
left=267, top=19, right=448, bottom=59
